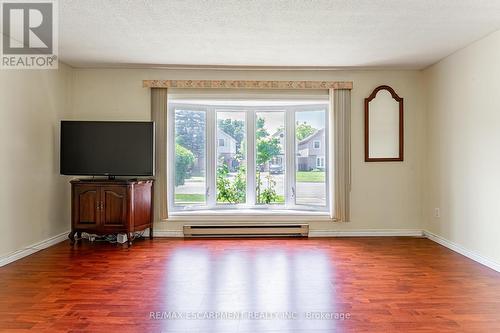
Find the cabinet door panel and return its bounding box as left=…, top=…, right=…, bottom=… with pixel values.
left=74, top=187, right=99, bottom=228
left=133, top=183, right=152, bottom=228
left=101, top=187, right=127, bottom=227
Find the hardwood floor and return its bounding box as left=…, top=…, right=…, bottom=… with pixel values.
left=0, top=237, right=499, bottom=332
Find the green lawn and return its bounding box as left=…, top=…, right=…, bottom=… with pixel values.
left=258, top=195, right=285, bottom=204
left=274, top=195, right=285, bottom=204
left=175, top=193, right=205, bottom=203
left=296, top=171, right=325, bottom=183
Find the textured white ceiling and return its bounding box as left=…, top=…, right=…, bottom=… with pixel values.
left=60, top=0, right=500, bottom=69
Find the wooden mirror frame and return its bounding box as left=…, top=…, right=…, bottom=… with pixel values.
left=364, top=85, right=404, bottom=162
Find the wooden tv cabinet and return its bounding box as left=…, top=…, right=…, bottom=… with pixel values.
left=69, top=179, right=154, bottom=246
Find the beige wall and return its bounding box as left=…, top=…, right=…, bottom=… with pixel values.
left=0, top=63, right=73, bottom=258
left=423, top=30, right=500, bottom=264
left=72, top=68, right=426, bottom=233
left=3, top=32, right=499, bottom=266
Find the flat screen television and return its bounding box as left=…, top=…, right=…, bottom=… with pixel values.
left=60, top=121, right=154, bottom=177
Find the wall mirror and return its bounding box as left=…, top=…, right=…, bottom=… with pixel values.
left=364, top=85, right=403, bottom=162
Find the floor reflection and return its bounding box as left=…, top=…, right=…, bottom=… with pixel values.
left=161, top=240, right=338, bottom=332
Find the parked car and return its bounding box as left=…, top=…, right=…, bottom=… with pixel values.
left=269, top=164, right=284, bottom=174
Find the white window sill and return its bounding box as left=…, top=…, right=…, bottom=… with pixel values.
left=166, top=209, right=334, bottom=222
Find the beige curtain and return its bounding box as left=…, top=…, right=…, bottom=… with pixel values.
left=153, top=86, right=349, bottom=222
left=151, top=88, right=168, bottom=221
left=330, top=89, right=351, bottom=221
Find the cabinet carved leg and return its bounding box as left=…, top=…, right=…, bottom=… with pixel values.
left=68, top=231, right=75, bottom=244
left=149, top=226, right=153, bottom=240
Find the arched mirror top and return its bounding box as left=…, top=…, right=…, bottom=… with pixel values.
left=364, top=85, right=404, bottom=162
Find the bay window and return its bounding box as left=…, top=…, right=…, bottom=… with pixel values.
left=168, top=90, right=329, bottom=212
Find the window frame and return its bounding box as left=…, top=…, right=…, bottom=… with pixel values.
left=167, top=104, right=209, bottom=211
left=215, top=109, right=247, bottom=206
left=313, top=140, right=321, bottom=149
left=168, top=102, right=329, bottom=213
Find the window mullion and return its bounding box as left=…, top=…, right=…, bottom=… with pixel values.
left=206, top=107, right=216, bottom=208
left=167, top=106, right=176, bottom=211
left=285, top=110, right=296, bottom=208
left=246, top=110, right=256, bottom=206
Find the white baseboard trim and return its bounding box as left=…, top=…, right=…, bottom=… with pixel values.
left=423, top=230, right=500, bottom=273
left=0, top=231, right=69, bottom=267
left=153, top=230, right=184, bottom=237
left=309, top=229, right=424, bottom=237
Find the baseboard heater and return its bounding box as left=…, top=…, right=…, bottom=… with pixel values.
left=183, top=224, right=309, bottom=237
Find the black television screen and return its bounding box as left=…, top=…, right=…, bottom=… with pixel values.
left=60, top=121, right=154, bottom=176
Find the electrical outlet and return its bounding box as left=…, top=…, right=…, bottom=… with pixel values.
left=434, top=208, right=440, bottom=218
